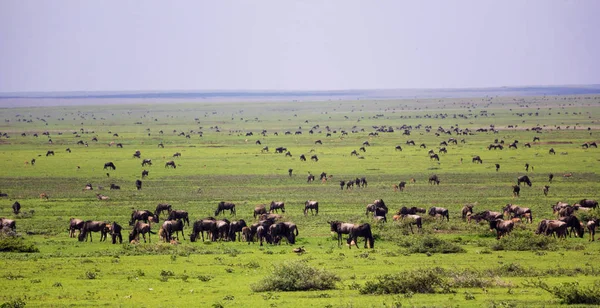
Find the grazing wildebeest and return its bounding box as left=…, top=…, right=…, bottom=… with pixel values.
left=283, top=221, right=299, bottom=237
left=253, top=204, right=267, bottom=218
left=399, top=214, right=422, bottom=234
left=543, top=185, right=550, bottom=196
left=461, top=204, right=475, bottom=220
left=428, top=174, right=440, bottom=185
left=269, top=222, right=296, bottom=245
left=315, top=140, right=322, bottom=145
left=116, top=143, right=123, bottom=148
left=299, top=154, right=306, bottom=161
left=398, top=206, right=425, bottom=215
left=158, top=143, right=164, bottom=148
left=329, top=221, right=355, bottom=246
left=133, top=150, right=141, bottom=158
left=275, top=147, right=287, bottom=153
left=78, top=220, right=108, bottom=242
left=107, top=222, right=123, bottom=244
left=512, top=185, right=521, bottom=197
left=339, top=180, right=345, bottom=190
left=135, top=179, right=142, bottom=190
left=173, top=152, right=181, bottom=157
left=489, top=219, right=515, bottom=240
left=229, top=219, right=247, bottom=241
left=468, top=210, right=503, bottom=223
left=83, top=183, right=93, bottom=191
left=261, top=146, right=269, bottom=153
left=508, top=142, right=517, bottom=149
left=0, top=192, right=7, bottom=197
left=110, top=183, right=120, bottom=190
left=311, top=155, right=318, bottom=162
left=189, top=217, right=217, bottom=242
left=155, top=203, right=172, bottom=218
left=549, top=148, right=556, bottom=155
left=587, top=219, right=597, bottom=241
left=167, top=210, right=190, bottom=226
left=307, top=174, right=315, bottom=183
left=142, top=170, right=149, bottom=178
left=214, top=219, right=231, bottom=241
left=347, top=223, right=375, bottom=249
left=439, top=147, right=447, bottom=154
left=30, top=158, right=36, bottom=165
left=559, top=215, right=584, bottom=238
left=395, top=145, right=402, bottom=151
left=96, top=193, right=109, bottom=200
left=360, top=177, right=367, bottom=187
left=288, top=168, right=293, bottom=177
left=543, top=220, right=568, bottom=239
left=406, top=140, right=415, bottom=146
left=577, top=199, right=598, bottom=209
left=503, top=204, right=533, bottom=223
left=285, top=151, right=292, bottom=157
left=129, top=221, right=156, bottom=243
left=495, top=163, right=500, bottom=172
left=548, top=173, right=554, bottom=182
left=517, top=175, right=532, bottom=186
left=535, top=219, right=550, bottom=235
left=103, top=162, right=116, bottom=170
left=472, top=156, right=483, bottom=164
left=429, top=153, right=439, bottom=161
left=129, top=210, right=158, bottom=226
left=0, top=218, right=16, bottom=231
left=420, top=143, right=426, bottom=148
left=68, top=218, right=84, bottom=238
left=396, top=181, right=407, bottom=191
left=46, top=150, right=54, bottom=156
left=269, top=201, right=285, bottom=213
left=161, top=219, right=185, bottom=241
left=141, top=159, right=152, bottom=166
left=165, top=160, right=176, bottom=168
left=428, top=207, right=449, bottom=221
left=304, top=200, right=319, bottom=215
left=215, top=201, right=236, bottom=216
left=66, top=148, right=71, bottom=153
left=359, top=146, right=366, bottom=152
left=12, top=201, right=21, bottom=215
left=350, top=150, right=359, bottom=156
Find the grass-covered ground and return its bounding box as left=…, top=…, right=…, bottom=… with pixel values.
left=0, top=95, right=599, bottom=307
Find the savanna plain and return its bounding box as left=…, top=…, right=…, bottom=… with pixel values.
left=0, top=95, right=599, bottom=308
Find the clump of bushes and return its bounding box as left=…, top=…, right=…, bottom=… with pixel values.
left=397, top=235, right=465, bottom=254
left=490, top=231, right=557, bottom=251
left=360, top=268, right=453, bottom=294
left=251, top=260, right=339, bottom=292
left=0, top=234, right=39, bottom=253
left=528, top=279, right=600, bottom=304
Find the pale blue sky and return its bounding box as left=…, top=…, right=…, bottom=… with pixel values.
left=1, top=0, right=599, bottom=92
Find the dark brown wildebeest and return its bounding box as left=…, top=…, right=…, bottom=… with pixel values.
left=12, top=201, right=21, bottom=215
left=472, top=156, right=482, bottom=164
left=399, top=214, right=422, bottom=234
left=360, top=177, right=367, bottom=187
left=461, top=204, right=475, bottom=220
left=307, top=174, right=315, bottom=183
left=552, top=202, right=571, bottom=215
left=283, top=221, right=299, bottom=237
left=543, top=220, right=568, bottom=239
left=397, top=181, right=407, bottom=191
left=406, top=140, right=415, bottom=146
left=468, top=210, right=503, bottom=223
left=548, top=173, right=554, bottom=182
left=299, top=154, right=306, bottom=161
left=78, top=220, right=108, bottom=242
left=0, top=192, right=7, bottom=197
left=228, top=219, right=247, bottom=241
left=398, top=206, right=426, bottom=215
left=285, top=151, right=292, bottom=157
left=350, top=150, right=358, bottom=156
left=512, top=185, right=521, bottom=197
left=253, top=204, right=267, bottom=218
left=110, top=183, right=120, bottom=190
left=428, top=207, right=449, bottom=221
left=587, top=219, right=597, bottom=241
left=107, top=222, right=123, bottom=244
left=420, top=143, right=426, bottom=149
left=158, top=143, right=164, bottom=148
left=339, top=180, right=345, bottom=190
left=0, top=218, right=16, bottom=231
left=165, top=160, right=176, bottom=168
left=173, top=152, right=181, bottom=157
left=133, top=150, right=141, bottom=158
left=83, top=183, right=93, bottom=191
left=524, top=142, right=531, bottom=148
left=517, top=175, right=532, bottom=186
left=116, top=143, right=123, bottom=148
left=161, top=219, right=185, bottom=241
left=168, top=210, right=190, bottom=226
left=69, top=218, right=84, bottom=238
left=359, top=146, right=366, bottom=152
left=275, top=147, right=287, bottom=153
left=495, top=163, right=500, bottom=172
left=261, top=146, right=269, bottom=153
left=141, top=159, right=152, bottom=166
left=269, top=201, right=285, bottom=213
left=46, top=150, right=54, bottom=156
left=214, top=219, right=230, bottom=241
left=269, top=222, right=296, bottom=245
left=489, top=219, right=515, bottom=240
left=155, top=203, right=172, bottom=218
left=549, top=148, right=556, bottom=155
left=304, top=200, right=319, bottom=215
left=189, top=217, right=217, bottom=242
left=395, top=145, right=402, bottom=151
left=103, top=162, right=116, bottom=170
left=347, top=223, right=375, bottom=249
left=315, top=140, right=322, bottom=145
left=503, top=204, right=532, bottom=223
left=141, top=170, right=149, bottom=178
left=329, top=220, right=355, bottom=246
left=543, top=185, right=550, bottom=196
left=508, top=142, right=517, bottom=149
left=129, top=221, right=156, bottom=243
left=215, top=201, right=236, bottom=216
left=439, top=147, right=447, bottom=154
left=129, top=210, right=158, bottom=226
left=577, top=199, right=598, bottom=209
left=311, top=155, right=318, bottom=162
left=66, top=148, right=71, bottom=153
left=135, top=179, right=142, bottom=190
left=428, top=174, right=440, bottom=185
left=288, top=168, right=293, bottom=176
left=559, top=215, right=584, bottom=238
left=429, top=153, right=439, bottom=161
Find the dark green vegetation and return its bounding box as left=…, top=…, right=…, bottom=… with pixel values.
left=0, top=95, right=599, bottom=307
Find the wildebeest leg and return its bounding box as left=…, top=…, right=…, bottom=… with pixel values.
left=141, top=233, right=147, bottom=243
left=408, top=223, right=414, bottom=234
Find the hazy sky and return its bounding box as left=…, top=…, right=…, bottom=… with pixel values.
left=1, top=0, right=599, bottom=92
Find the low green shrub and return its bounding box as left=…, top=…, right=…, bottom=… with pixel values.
left=0, top=235, right=39, bottom=253
left=527, top=279, right=600, bottom=304
left=491, top=231, right=557, bottom=251
left=360, top=268, right=453, bottom=294
left=251, top=260, right=339, bottom=292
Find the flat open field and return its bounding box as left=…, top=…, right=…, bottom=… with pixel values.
left=1, top=94, right=599, bottom=307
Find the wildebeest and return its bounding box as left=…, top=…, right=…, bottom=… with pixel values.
left=406, top=140, right=415, bottom=146
left=329, top=220, right=355, bottom=246
left=428, top=174, right=440, bottom=185
left=503, top=204, right=532, bottom=223
left=288, top=168, right=293, bottom=176
left=429, top=153, right=440, bottom=161
left=161, top=219, right=185, bottom=241
left=141, top=159, right=152, bottom=166
left=141, top=170, right=149, bottom=178
left=12, top=201, right=21, bottom=215
left=78, top=220, right=108, bottom=242
left=304, top=200, right=319, bottom=215
left=472, top=156, right=482, bottom=164
left=68, top=218, right=84, bottom=238
left=542, top=220, right=568, bottom=238
left=420, top=143, right=426, bottom=148
left=269, top=222, right=296, bottom=245
left=495, top=163, right=500, bottom=172
left=129, top=210, right=158, bottom=226
left=46, top=150, right=54, bottom=156
left=559, top=215, right=584, bottom=238
left=461, top=204, right=475, bottom=220
left=0, top=192, right=8, bottom=197
left=489, top=219, right=515, bottom=240
left=512, top=185, right=521, bottom=197
left=350, top=150, right=358, bottom=156
left=228, top=219, right=247, bottom=241
left=548, top=173, right=554, bottom=182
left=253, top=204, right=267, bottom=218
left=165, top=160, right=176, bottom=168
left=214, top=219, right=231, bottom=241
left=96, top=193, right=109, bottom=200
left=315, top=140, right=322, bottom=145
left=83, top=183, right=93, bottom=191
left=311, top=155, right=318, bottom=162
left=173, top=152, right=181, bottom=157
left=549, top=148, right=556, bottom=155
left=133, top=150, right=141, bottom=158
left=135, top=179, right=142, bottom=190
left=155, top=203, right=172, bottom=218
left=398, top=206, right=426, bottom=215
left=275, top=147, right=287, bottom=153
left=107, top=222, right=123, bottom=244
left=517, top=175, right=532, bottom=186
left=347, top=223, right=375, bottom=249
left=0, top=218, right=16, bottom=231
left=395, top=181, right=407, bottom=191
left=299, top=154, right=307, bottom=161
left=395, top=145, right=402, bottom=151
left=428, top=207, right=449, bottom=221
left=543, top=185, right=550, bottom=196
left=167, top=210, right=190, bottom=226
left=587, top=219, right=597, bottom=241
left=468, top=210, right=503, bottom=223
left=215, top=201, right=236, bottom=216
left=307, top=174, right=315, bottom=183
left=129, top=221, right=156, bottom=243
left=366, top=199, right=387, bottom=216
left=508, top=142, right=517, bottom=149
left=189, top=217, right=217, bottom=242
left=399, top=214, right=422, bottom=234
left=577, top=199, right=598, bottom=209
left=103, top=162, right=116, bottom=170
left=269, top=201, right=285, bottom=213
left=110, top=183, right=120, bottom=190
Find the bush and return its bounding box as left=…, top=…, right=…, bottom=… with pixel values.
left=491, top=231, right=557, bottom=251
left=0, top=298, right=26, bottom=308
left=251, top=260, right=339, bottom=292
left=0, top=235, right=39, bottom=253
left=360, top=268, right=453, bottom=294
left=397, top=235, right=465, bottom=254
left=528, top=279, right=600, bottom=304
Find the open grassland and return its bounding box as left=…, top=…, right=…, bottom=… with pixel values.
left=0, top=95, right=599, bottom=307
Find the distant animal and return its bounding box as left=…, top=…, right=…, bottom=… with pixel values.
left=311, top=155, right=318, bottom=162
left=110, top=183, right=120, bottom=190
left=141, top=170, right=149, bottom=178
left=135, top=179, right=142, bottom=190
left=229, top=219, right=248, bottom=242
left=549, top=148, right=555, bottom=155
left=395, top=145, right=402, bottom=151
left=472, top=156, right=483, bottom=164
left=548, top=174, right=554, bottom=182
left=155, top=203, right=172, bottom=218
left=461, top=204, right=475, bottom=220
left=503, top=204, right=532, bottom=223
left=12, top=201, right=21, bottom=214
left=161, top=219, right=185, bottom=241
left=428, top=207, right=449, bottom=221
left=288, top=169, right=293, bottom=176
left=173, top=152, right=181, bottom=157
left=165, top=160, right=176, bottom=168
left=543, top=185, right=550, bottom=196
left=0, top=192, right=7, bottom=197
left=141, top=159, right=152, bottom=166
left=495, top=163, right=500, bottom=172
left=103, top=162, right=116, bottom=170
left=129, top=221, right=156, bottom=243
left=559, top=215, right=584, bottom=238
left=489, top=219, right=515, bottom=240
left=46, top=150, right=54, bottom=156
left=129, top=210, right=158, bottom=226
left=513, top=185, right=521, bottom=197
left=406, top=140, right=415, bottom=146
left=346, top=223, right=375, bottom=249
left=189, top=217, right=218, bottom=242
left=68, top=218, right=84, bottom=238
left=468, top=210, right=503, bottom=223
left=577, top=199, right=598, bottom=209
left=399, top=214, right=422, bottom=234
left=254, top=204, right=267, bottom=218
left=78, top=220, right=108, bottom=242
left=429, top=153, right=439, bottom=161
left=215, top=201, right=236, bottom=216
left=269, top=201, right=285, bottom=213
left=315, top=140, right=322, bottom=145
left=307, top=174, right=315, bottom=183
left=428, top=174, right=440, bottom=185
left=167, top=210, right=190, bottom=226
left=66, top=148, right=71, bottom=153
left=107, top=222, right=123, bottom=244
left=39, top=193, right=49, bottom=200
left=304, top=200, right=319, bottom=215
left=587, top=220, right=597, bottom=241
left=300, top=154, right=306, bottom=161
left=517, top=175, right=532, bottom=186
left=0, top=218, right=16, bottom=231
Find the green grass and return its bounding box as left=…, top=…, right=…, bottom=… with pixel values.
left=0, top=95, right=599, bottom=307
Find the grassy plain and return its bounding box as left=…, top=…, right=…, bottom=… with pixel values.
left=0, top=95, right=599, bottom=307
